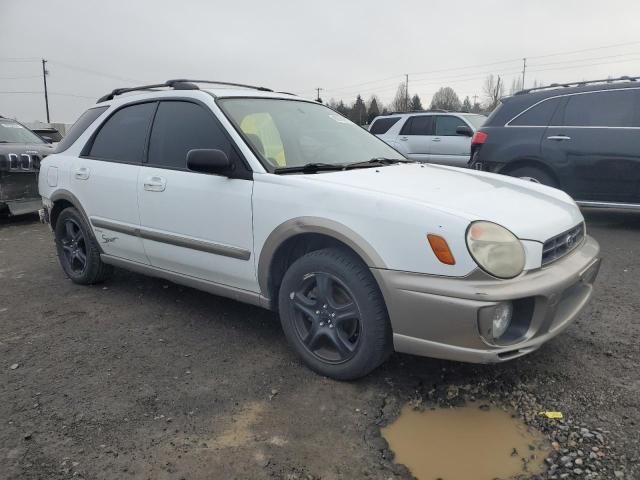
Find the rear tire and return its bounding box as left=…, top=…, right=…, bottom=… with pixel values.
left=54, top=207, right=112, bottom=284
left=506, top=166, right=558, bottom=188
left=278, top=247, right=392, bottom=380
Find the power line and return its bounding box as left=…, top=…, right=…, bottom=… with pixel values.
left=0, top=75, right=41, bottom=80
left=0, top=57, right=40, bottom=63
left=48, top=60, right=147, bottom=84
left=311, top=40, right=640, bottom=99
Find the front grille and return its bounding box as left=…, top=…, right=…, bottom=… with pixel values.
left=542, top=223, right=585, bottom=266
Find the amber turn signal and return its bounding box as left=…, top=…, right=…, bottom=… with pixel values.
left=427, top=234, right=455, bottom=265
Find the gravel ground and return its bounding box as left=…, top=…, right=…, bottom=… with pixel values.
left=0, top=210, right=638, bottom=480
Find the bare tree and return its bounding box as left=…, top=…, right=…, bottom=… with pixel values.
left=509, top=77, right=523, bottom=95
left=390, top=82, right=409, bottom=112
left=483, top=74, right=504, bottom=111
left=430, top=87, right=461, bottom=111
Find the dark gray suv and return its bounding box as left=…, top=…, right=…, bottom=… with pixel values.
left=469, top=76, right=640, bottom=209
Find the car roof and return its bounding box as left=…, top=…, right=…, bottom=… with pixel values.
left=94, top=87, right=315, bottom=108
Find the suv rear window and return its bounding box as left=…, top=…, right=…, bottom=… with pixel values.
left=369, top=117, right=400, bottom=134
left=88, top=102, right=156, bottom=163
left=56, top=106, right=108, bottom=152
left=563, top=89, right=637, bottom=127
left=509, top=97, right=561, bottom=127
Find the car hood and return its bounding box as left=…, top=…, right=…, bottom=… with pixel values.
left=301, top=163, right=583, bottom=242
left=0, top=143, right=55, bottom=155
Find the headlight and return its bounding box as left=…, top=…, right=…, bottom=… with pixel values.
left=466, top=221, right=525, bottom=279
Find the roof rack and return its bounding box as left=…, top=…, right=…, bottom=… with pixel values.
left=380, top=109, right=449, bottom=116
left=516, top=75, right=640, bottom=95
left=97, top=79, right=273, bottom=103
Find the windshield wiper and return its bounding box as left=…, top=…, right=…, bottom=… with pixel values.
left=274, top=162, right=347, bottom=174
left=344, top=157, right=413, bottom=169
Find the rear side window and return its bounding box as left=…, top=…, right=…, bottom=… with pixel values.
left=509, top=97, right=560, bottom=126
left=435, top=116, right=467, bottom=136
left=147, top=101, right=233, bottom=169
left=57, top=107, right=108, bottom=152
left=88, top=102, right=155, bottom=163
left=563, top=90, right=637, bottom=127
left=400, top=116, right=434, bottom=135
left=369, top=117, right=400, bottom=134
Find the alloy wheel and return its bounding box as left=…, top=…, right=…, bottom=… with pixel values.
left=289, top=272, right=362, bottom=364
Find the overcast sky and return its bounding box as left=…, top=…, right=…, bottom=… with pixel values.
left=1, top=0, right=640, bottom=123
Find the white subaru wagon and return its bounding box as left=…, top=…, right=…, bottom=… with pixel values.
left=38, top=80, right=601, bottom=380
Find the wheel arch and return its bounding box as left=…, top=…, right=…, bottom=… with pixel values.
left=258, top=217, right=387, bottom=310
left=49, top=190, right=100, bottom=251
left=498, top=158, right=561, bottom=186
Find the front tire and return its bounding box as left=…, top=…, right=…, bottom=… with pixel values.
left=506, top=166, right=558, bottom=188
left=54, top=207, right=112, bottom=284
left=278, top=248, right=392, bottom=380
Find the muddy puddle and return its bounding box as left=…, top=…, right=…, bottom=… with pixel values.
left=382, top=402, right=550, bottom=480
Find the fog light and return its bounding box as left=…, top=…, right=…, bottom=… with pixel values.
left=492, top=302, right=513, bottom=339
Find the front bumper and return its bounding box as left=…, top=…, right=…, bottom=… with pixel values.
left=372, top=235, right=600, bottom=363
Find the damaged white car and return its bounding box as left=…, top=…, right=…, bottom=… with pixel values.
left=38, top=80, right=600, bottom=379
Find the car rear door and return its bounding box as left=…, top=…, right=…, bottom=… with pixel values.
left=74, top=101, right=154, bottom=264
left=138, top=100, right=256, bottom=291
left=396, top=115, right=434, bottom=162
left=429, top=115, right=473, bottom=167
left=542, top=88, right=640, bottom=203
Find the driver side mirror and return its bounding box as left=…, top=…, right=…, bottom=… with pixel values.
left=187, top=149, right=231, bottom=175
left=456, top=125, right=473, bottom=137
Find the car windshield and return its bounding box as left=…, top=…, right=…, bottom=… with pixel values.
left=218, top=98, right=404, bottom=171
left=462, top=114, right=486, bottom=130
left=0, top=120, right=45, bottom=144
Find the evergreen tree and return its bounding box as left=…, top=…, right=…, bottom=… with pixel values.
left=336, top=100, right=349, bottom=117
left=367, top=96, right=380, bottom=124
left=349, top=95, right=367, bottom=125
left=461, top=96, right=472, bottom=113
left=410, top=94, right=423, bottom=111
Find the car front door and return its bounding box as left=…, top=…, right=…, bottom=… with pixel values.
left=429, top=115, right=473, bottom=167
left=396, top=115, right=434, bottom=162
left=74, top=102, right=154, bottom=264
left=542, top=88, right=640, bottom=203
left=138, top=100, right=256, bottom=291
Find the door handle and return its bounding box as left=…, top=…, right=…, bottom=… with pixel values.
left=74, top=167, right=90, bottom=180
left=547, top=135, right=571, bottom=141
left=432, top=137, right=442, bottom=142
left=399, top=136, right=408, bottom=141
left=143, top=176, right=166, bottom=192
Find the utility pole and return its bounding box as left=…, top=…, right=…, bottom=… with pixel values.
left=522, top=57, right=527, bottom=90
left=405, top=74, right=409, bottom=112
left=315, top=87, right=323, bottom=103
left=41, top=58, right=50, bottom=123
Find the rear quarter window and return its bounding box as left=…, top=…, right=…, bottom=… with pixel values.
left=56, top=106, right=108, bottom=152
left=509, top=97, right=561, bottom=127
left=369, top=117, right=400, bottom=134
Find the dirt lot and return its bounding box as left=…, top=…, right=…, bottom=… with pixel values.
left=1, top=211, right=638, bottom=480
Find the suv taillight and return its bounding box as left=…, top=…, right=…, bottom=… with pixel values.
left=471, top=131, right=488, bottom=146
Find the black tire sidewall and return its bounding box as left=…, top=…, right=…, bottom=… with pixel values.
left=54, top=208, right=103, bottom=284
left=278, top=248, right=391, bottom=380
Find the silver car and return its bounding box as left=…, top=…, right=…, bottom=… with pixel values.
left=369, top=112, right=486, bottom=166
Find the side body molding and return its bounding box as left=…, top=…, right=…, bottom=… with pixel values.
left=257, top=216, right=387, bottom=296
